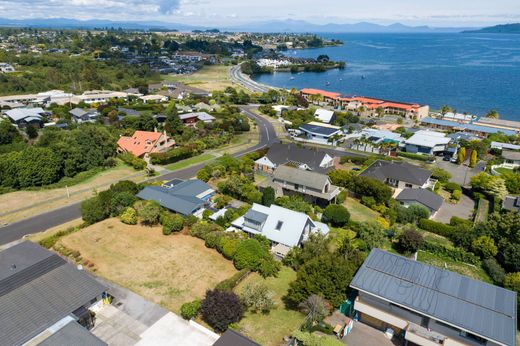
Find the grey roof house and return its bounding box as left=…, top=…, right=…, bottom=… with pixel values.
left=359, top=160, right=435, bottom=189
left=136, top=179, right=215, bottom=216
left=260, top=165, right=341, bottom=204
left=502, top=195, right=520, bottom=213
left=395, top=188, right=444, bottom=217
left=213, top=329, right=261, bottom=346
left=3, top=107, right=47, bottom=127
left=351, top=248, right=517, bottom=346
left=0, top=241, right=107, bottom=346
left=69, top=108, right=99, bottom=123
left=253, top=143, right=339, bottom=174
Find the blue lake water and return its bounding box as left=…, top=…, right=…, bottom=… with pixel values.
left=252, top=33, right=520, bottom=120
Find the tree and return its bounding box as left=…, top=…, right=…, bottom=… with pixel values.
left=0, top=121, right=22, bottom=145
left=201, top=289, right=244, bottom=332
left=161, top=213, right=185, bottom=234
left=139, top=200, right=161, bottom=225
left=80, top=196, right=108, bottom=225
left=504, top=273, right=520, bottom=296
left=457, top=147, right=466, bottom=165
left=262, top=186, right=275, bottom=207
left=431, top=167, right=451, bottom=183
left=241, top=282, right=275, bottom=313
left=483, top=258, right=506, bottom=285
left=469, top=150, right=478, bottom=168
left=233, top=239, right=266, bottom=271
left=440, top=105, right=452, bottom=115
left=299, top=294, right=329, bottom=328
left=472, top=235, right=498, bottom=258
left=120, top=207, right=137, bottom=225
left=486, top=109, right=500, bottom=119
left=16, top=146, right=62, bottom=187
left=396, top=228, right=424, bottom=254
left=286, top=252, right=358, bottom=307
left=322, top=204, right=350, bottom=227
left=25, top=125, right=38, bottom=139
left=355, top=222, right=386, bottom=251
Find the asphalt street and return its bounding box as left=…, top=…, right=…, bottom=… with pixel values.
left=0, top=106, right=277, bottom=245
left=229, top=64, right=271, bottom=93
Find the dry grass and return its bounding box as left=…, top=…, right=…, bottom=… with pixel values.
left=0, top=165, right=144, bottom=224
left=162, top=65, right=238, bottom=92
left=57, top=218, right=238, bottom=313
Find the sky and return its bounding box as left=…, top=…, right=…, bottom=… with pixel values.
left=0, top=0, right=519, bottom=27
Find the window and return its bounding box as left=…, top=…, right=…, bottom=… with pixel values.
left=275, top=221, right=283, bottom=231
left=405, top=183, right=413, bottom=188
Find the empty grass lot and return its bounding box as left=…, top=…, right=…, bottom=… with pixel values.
left=344, top=197, right=380, bottom=223
left=163, top=65, right=238, bottom=92
left=164, top=153, right=216, bottom=171
left=57, top=218, right=238, bottom=313
left=234, top=267, right=304, bottom=346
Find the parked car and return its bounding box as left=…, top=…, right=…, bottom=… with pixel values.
left=443, top=155, right=452, bottom=161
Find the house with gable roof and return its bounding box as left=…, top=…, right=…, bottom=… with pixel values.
left=117, top=130, right=175, bottom=158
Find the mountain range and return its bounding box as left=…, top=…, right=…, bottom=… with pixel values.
left=463, top=23, right=520, bottom=34
left=0, top=17, right=479, bottom=33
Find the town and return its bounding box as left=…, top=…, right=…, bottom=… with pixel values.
left=0, top=26, right=519, bottom=346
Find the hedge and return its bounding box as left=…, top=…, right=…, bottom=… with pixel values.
left=340, top=155, right=368, bottom=165
left=397, top=152, right=435, bottom=162
left=149, top=146, right=195, bottom=165
left=421, top=241, right=480, bottom=265
left=443, top=182, right=462, bottom=193
left=215, top=269, right=250, bottom=291
left=119, top=152, right=146, bottom=170
left=418, top=219, right=455, bottom=238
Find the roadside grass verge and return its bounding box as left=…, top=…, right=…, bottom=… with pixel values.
left=164, top=153, right=216, bottom=171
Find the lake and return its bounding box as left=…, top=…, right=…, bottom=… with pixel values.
left=252, top=33, right=520, bottom=120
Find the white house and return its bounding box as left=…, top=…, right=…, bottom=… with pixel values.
left=314, top=109, right=335, bottom=124
left=404, top=130, right=451, bottom=155
left=0, top=63, right=15, bottom=73
left=230, top=203, right=328, bottom=258
left=139, top=94, right=169, bottom=103
left=299, top=122, right=343, bottom=145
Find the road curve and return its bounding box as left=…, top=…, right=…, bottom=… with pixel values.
left=230, top=65, right=271, bottom=93
left=0, top=107, right=277, bottom=245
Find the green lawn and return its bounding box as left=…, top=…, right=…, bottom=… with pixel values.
left=495, top=167, right=515, bottom=175
left=344, top=197, right=380, bottom=223
left=417, top=251, right=492, bottom=283
left=164, top=153, right=216, bottom=171
left=234, top=267, right=304, bottom=346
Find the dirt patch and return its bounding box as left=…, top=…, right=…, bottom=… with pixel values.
left=57, top=218, right=238, bottom=313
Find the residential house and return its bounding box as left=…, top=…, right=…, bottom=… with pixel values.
left=314, top=108, right=335, bottom=124
left=0, top=241, right=107, bottom=346
left=117, top=130, right=175, bottom=158
left=69, top=108, right=99, bottom=123
left=501, top=150, right=520, bottom=169
left=300, top=88, right=341, bottom=106
left=136, top=179, right=215, bottom=217
left=350, top=248, right=516, bottom=346
left=395, top=188, right=444, bottom=217
left=194, top=102, right=214, bottom=112
left=404, top=130, right=451, bottom=155
left=3, top=107, right=47, bottom=127
left=118, top=107, right=141, bottom=117
left=490, top=142, right=520, bottom=151
left=434, top=111, right=476, bottom=123
left=139, top=94, right=169, bottom=103
left=421, top=117, right=516, bottom=137
left=73, top=90, right=128, bottom=105
left=502, top=195, right=520, bottom=213
left=253, top=143, right=339, bottom=174
left=359, top=160, right=435, bottom=190
left=0, top=90, right=74, bottom=107
left=299, top=121, right=343, bottom=145
left=473, top=117, right=520, bottom=133
left=260, top=165, right=341, bottom=204
left=347, top=128, right=404, bottom=154
left=0, top=62, right=15, bottom=73
left=212, top=329, right=260, bottom=346
left=230, top=203, right=327, bottom=258
left=179, top=112, right=216, bottom=126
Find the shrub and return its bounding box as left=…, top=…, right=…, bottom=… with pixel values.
left=138, top=200, right=161, bottom=225
left=483, top=258, right=506, bottom=285
left=431, top=167, right=451, bottom=183
left=120, top=207, right=137, bottom=225
left=119, top=152, right=147, bottom=170
left=396, top=228, right=424, bottom=254
left=292, top=331, right=344, bottom=346
left=397, top=152, right=434, bottom=162
left=353, top=222, right=386, bottom=251
left=215, top=269, right=250, bottom=291
left=201, top=289, right=244, bottom=333
left=240, top=282, right=275, bottom=313
left=418, top=219, right=455, bottom=238
left=504, top=272, right=520, bottom=294
left=336, top=190, right=348, bottom=204
left=444, top=182, right=462, bottom=193
left=161, top=213, right=185, bottom=234
left=261, top=186, right=275, bottom=206
left=471, top=235, right=498, bottom=258
left=149, top=146, right=194, bottom=165
left=258, top=257, right=281, bottom=278
left=197, top=169, right=211, bottom=182
left=180, top=299, right=201, bottom=320
left=421, top=241, right=480, bottom=265
left=452, top=189, right=462, bottom=201
left=322, top=204, right=350, bottom=227
left=233, top=239, right=265, bottom=271
left=396, top=204, right=430, bottom=224
left=189, top=221, right=223, bottom=239
left=184, top=214, right=198, bottom=227
left=205, top=231, right=225, bottom=249
left=340, top=155, right=367, bottom=165
left=220, top=237, right=241, bottom=259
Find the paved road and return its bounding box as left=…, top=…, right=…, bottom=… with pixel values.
left=0, top=106, right=277, bottom=245
left=230, top=64, right=271, bottom=93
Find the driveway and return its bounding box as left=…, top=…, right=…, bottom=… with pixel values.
left=342, top=321, right=396, bottom=346
left=435, top=158, right=485, bottom=186
left=433, top=193, right=475, bottom=224
left=91, top=277, right=218, bottom=346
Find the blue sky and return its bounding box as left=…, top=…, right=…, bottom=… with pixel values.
left=0, top=0, right=519, bottom=27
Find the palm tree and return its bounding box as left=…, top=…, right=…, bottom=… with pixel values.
left=440, top=105, right=452, bottom=115
left=299, top=295, right=328, bottom=328
left=486, top=109, right=499, bottom=119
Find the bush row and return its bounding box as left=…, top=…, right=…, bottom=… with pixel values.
left=421, top=241, right=480, bottom=265
left=418, top=218, right=455, bottom=238
left=214, top=268, right=251, bottom=291
left=149, top=146, right=196, bottom=165
left=119, top=152, right=147, bottom=170
left=397, top=152, right=435, bottom=162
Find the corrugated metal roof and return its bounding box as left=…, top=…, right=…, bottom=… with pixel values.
left=351, top=249, right=517, bottom=346
left=273, top=165, right=330, bottom=190
left=0, top=242, right=106, bottom=346
left=300, top=122, right=342, bottom=136
left=38, top=321, right=107, bottom=346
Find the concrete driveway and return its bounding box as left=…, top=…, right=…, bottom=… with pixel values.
left=342, top=321, right=396, bottom=346
left=434, top=157, right=485, bottom=186
left=433, top=193, right=475, bottom=224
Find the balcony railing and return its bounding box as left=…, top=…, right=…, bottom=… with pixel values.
left=406, top=322, right=446, bottom=345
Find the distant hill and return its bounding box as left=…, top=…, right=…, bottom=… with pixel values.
left=463, top=23, right=520, bottom=34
